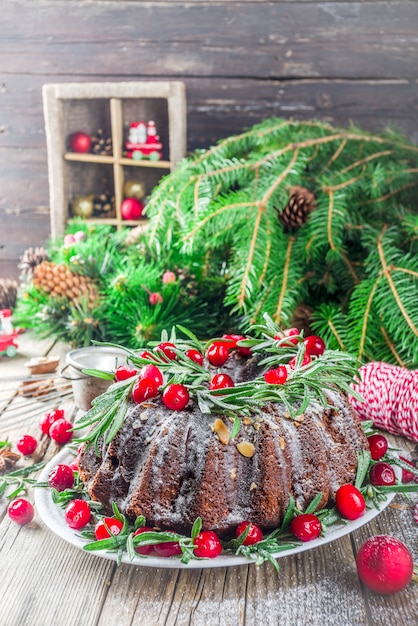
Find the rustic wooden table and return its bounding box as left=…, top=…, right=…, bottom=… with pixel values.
left=0, top=333, right=417, bottom=626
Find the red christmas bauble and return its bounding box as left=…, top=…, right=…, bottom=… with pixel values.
left=69, top=131, right=92, bottom=153
left=121, top=197, right=144, bottom=220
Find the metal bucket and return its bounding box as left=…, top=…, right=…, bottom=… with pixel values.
left=61, top=346, right=129, bottom=411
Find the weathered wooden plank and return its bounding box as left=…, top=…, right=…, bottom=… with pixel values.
left=2, top=75, right=418, bottom=150
left=351, top=501, right=418, bottom=625
left=1, top=2, right=418, bottom=80
left=0, top=334, right=417, bottom=625
left=0, top=521, right=115, bottom=626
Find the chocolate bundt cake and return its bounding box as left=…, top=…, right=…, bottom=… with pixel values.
left=77, top=325, right=368, bottom=537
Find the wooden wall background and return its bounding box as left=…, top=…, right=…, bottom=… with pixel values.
left=1, top=0, right=417, bottom=280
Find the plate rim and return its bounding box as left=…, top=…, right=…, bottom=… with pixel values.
left=34, top=447, right=397, bottom=569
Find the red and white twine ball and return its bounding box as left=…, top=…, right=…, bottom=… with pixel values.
left=350, top=362, right=418, bottom=443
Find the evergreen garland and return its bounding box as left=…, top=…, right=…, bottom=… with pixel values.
left=143, top=118, right=418, bottom=367
left=13, top=118, right=418, bottom=366
left=14, top=221, right=229, bottom=347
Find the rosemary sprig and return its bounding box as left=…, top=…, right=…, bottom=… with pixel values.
left=73, top=315, right=364, bottom=448
left=0, top=461, right=46, bottom=499
left=38, top=420, right=417, bottom=569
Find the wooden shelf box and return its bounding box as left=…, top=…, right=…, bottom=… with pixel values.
left=43, top=81, right=186, bottom=237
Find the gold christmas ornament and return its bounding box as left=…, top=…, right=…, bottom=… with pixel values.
left=71, top=195, right=94, bottom=218
left=123, top=180, right=146, bottom=200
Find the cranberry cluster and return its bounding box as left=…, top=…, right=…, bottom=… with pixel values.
left=114, top=334, right=253, bottom=411
left=115, top=329, right=327, bottom=413
left=40, top=408, right=73, bottom=445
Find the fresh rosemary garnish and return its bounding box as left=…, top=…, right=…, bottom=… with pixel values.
left=36, top=421, right=418, bottom=569
left=0, top=461, right=46, bottom=499
left=73, top=314, right=363, bottom=449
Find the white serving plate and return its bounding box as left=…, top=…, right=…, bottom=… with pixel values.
left=35, top=448, right=397, bottom=569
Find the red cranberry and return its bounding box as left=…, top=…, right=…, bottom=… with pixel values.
left=399, top=457, right=416, bottom=483
left=274, top=328, right=300, bottom=345
left=140, top=364, right=164, bottom=387
left=194, top=530, right=223, bottom=558
left=335, top=484, right=366, bottom=520
left=138, top=350, right=155, bottom=361
left=367, top=433, right=388, bottom=460
left=235, top=521, right=264, bottom=546
left=114, top=365, right=138, bottom=381
left=7, top=498, right=34, bottom=525
left=49, top=418, right=73, bottom=445
left=48, top=464, right=75, bottom=491
left=16, top=435, right=37, bottom=456
left=289, top=353, right=311, bottom=369
left=185, top=349, right=204, bottom=366
left=162, top=384, right=190, bottom=411
left=155, top=342, right=177, bottom=361
left=206, top=342, right=229, bottom=366
left=94, top=517, right=124, bottom=540
left=209, top=373, right=235, bottom=391
left=132, top=377, right=159, bottom=404
left=222, top=334, right=252, bottom=355
left=264, top=366, right=288, bottom=385
left=133, top=526, right=155, bottom=555
left=304, top=335, right=326, bottom=356
left=65, top=499, right=91, bottom=529
left=40, top=409, right=65, bottom=435
left=154, top=536, right=182, bottom=557
left=290, top=514, right=322, bottom=542
left=369, top=462, right=396, bottom=487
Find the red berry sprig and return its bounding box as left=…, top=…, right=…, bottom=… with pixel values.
left=140, top=364, right=164, bottom=388
left=155, top=342, right=177, bottom=361
left=304, top=335, right=326, bottom=356
left=131, top=377, right=159, bottom=404
left=153, top=537, right=182, bottom=557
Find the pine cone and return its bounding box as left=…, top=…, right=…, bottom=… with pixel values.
left=90, top=128, right=112, bottom=156
left=32, top=261, right=99, bottom=308
left=0, top=278, right=18, bottom=309
left=19, top=246, right=49, bottom=279
left=278, top=186, right=316, bottom=232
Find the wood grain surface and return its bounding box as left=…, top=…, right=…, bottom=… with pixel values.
left=1, top=0, right=417, bottom=279
left=0, top=333, right=417, bottom=626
